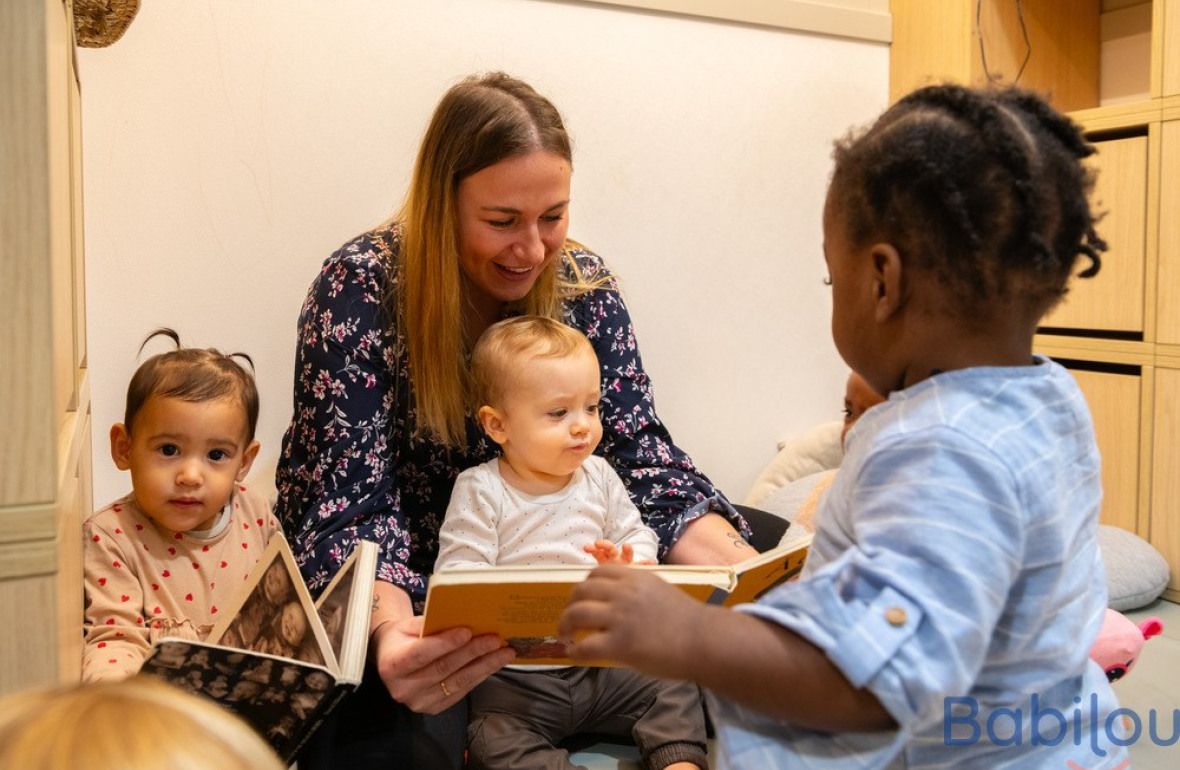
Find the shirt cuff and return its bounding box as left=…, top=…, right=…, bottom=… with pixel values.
left=738, top=578, right=924, bottom=727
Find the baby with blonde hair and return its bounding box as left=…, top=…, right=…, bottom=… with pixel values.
left=0, top=676, right=285, bottom=770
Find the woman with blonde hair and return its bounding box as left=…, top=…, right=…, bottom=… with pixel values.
left=0, top=676, right=285, bottom=770
left=276, top=71, right=754, bottom=768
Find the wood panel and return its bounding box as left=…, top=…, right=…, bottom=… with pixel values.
left=1042, top=135, right=1148, bottom=332
left=0, top=576, right=57, bottom=692
left=1163, top=0, right=1180, bottom=95
left=1150, top=367, right=1180, bottom=597
left=1158, top=120, right=1180, bottom=343
left=890, top=0, right=1100, bottom=111
left=0, top=0, right=57, bottom=506
left=0, top=0, right=91, bottom=694
left=1070, top=368, right=1142, bottom=534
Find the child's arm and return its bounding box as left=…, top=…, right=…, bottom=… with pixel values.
left=559, top=564, right=893, bottom=732
left=82, top=519, right=152, bottom=681
left=434, top=469, right=501, bottom=570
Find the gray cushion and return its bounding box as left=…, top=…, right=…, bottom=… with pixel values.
left=1100, top=524, right=1170, bottom=611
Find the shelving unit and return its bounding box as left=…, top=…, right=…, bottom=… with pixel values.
left=1, top=0, right=92, bottom=693
left=890, top=0, right=1179, bottom=600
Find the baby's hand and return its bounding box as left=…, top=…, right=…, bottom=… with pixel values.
left=583, top=540, right=634, bottom=564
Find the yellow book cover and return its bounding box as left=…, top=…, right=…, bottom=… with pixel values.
left=421, top=565, right=735, bottom=666
left=721, top=531, right=812, bottom=607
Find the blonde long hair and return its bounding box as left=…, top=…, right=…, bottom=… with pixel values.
left=0, top=677, right=285, bottom=770
left=395, top=72, right=604, bottom=447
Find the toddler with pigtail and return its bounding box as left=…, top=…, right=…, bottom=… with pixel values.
left=83, top=329, right=281, bottom=681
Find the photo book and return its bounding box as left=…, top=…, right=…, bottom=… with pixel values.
left=421, top=532, right=811, bottom=666
left=139, top=536, right=378, bottom=764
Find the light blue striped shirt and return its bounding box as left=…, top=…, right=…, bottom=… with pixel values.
left=712, top=359, right=1128, bottom=769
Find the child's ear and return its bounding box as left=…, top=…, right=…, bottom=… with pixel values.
left=235, top=440, right=261, bottom=482
left=478, top=405, right=508, bottom=444
left=110, top=424, right=132, bottom=470
left=870, top=242, right=906, bottom=323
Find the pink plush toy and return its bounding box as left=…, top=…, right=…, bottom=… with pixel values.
left=1089, top=608, right=1163, bottom=683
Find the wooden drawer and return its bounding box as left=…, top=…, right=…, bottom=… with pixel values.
left=1041, top=134, right=1147, bottom=334
left=1151, top=366, right=1180, bottom=597
left=1064, top=363, right=1143, bottom=534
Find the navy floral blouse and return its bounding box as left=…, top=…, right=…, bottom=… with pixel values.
left=275, top=225, right=745, bottom=608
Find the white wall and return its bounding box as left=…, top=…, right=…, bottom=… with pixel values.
left=79, top=0, right=887, bottom=509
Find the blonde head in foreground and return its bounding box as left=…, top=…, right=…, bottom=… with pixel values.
left=0, top=676, right=285, bottom=770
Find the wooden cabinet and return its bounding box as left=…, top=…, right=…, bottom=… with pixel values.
left=0, top=0, right=91, bottom=692
left=890, top=0, right=1101, bottom=111
left=891, top=0, right=1180, bottom=600
left=1041, top=134, right=1149, bottom=333
left=1070, top=366, right=1145, bottom=534
left=1152, top=365, right=1180, bottom=594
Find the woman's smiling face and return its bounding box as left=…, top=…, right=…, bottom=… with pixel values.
left=456, top=149, right=571, bottom=314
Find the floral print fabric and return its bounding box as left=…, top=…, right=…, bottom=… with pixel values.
left=275, top=225, right=743, bottom=607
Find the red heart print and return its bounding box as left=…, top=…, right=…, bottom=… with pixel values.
left=151, top=583, right=159, bottom=590
left=97, top=577, right=107, bottom=586
left=120, top=595, right=130, bottom=602
left=113, top=504, right=123, bottom=512
left=108, top=658, right=116, bottom=664
left=114, top=528, right=122, bottom=534
left=115, top=631, right=125, bottom=638
left=243, top=522, right=250, bottom=529
left=167, top=547, right=176, bottom=555
left=105, top=618, right=115, bottom=625
left=241, top=543, right=248, bottom=549
left=202, top=545, right=210, bottom=552
left=91, top=534, right=100, bottom=542
left=256, top=518, right=264, bottom=527
left=135, top=524, right=144, bottom=530
left=192, top=562, right=200, bottom=569
left=162, top=570, right=171, bottom=577
left=219, top=561, right=228, bottom=568
left=211, top=606, right=218, bottom=614
left=239, top=485, right=246, bottom=492
left=185, top=593, right=193, bottom=602
left=153, top=607, right=161, bottom=615
left=112, top=560, right=121, bottom=568
left=97, top=642, right=106, bottom=648
left=174, top=532, right=184, bottom=540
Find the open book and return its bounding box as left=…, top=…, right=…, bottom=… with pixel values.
left=422, top=533, right=811, bottom=666
left=138, top=537, right=377, bottom=764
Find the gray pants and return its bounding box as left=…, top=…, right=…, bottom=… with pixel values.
left=467, top=667, right=708, bottom=770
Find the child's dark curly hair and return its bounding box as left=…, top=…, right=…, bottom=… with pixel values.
left=827, top=84, right=1106, bottom=322
left=125, top=329, right=260, bottom=441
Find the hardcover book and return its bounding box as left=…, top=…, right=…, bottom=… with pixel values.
left=421, top=533, right=811, bottom=666
left=139, top=537, right=377, bottom=764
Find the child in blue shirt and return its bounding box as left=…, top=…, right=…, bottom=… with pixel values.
left=560, top=84, right=1127, bottom=769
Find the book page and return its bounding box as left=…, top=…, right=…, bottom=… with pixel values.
left=209, top=536, right=338, bottom=672
left=313, top=540, right=376, bottom=682
left=141, top=639, right=336, bottom=762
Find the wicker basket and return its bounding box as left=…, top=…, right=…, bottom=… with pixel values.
left=73, top=0, right=140, bottom=48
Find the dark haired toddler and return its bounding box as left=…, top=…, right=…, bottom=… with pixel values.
left=83, top=330, right=281, bottom=680
left=560, top=85, right=1128, bottom=768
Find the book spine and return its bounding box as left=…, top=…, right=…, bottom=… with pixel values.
left=283, top=680, right=358, bottom=764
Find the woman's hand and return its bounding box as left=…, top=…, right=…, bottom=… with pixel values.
left=557, top=563, right=705, bottom=679
left=372, top=614, right=516, bottom=714
left=368, top=581, right=514, bottom=713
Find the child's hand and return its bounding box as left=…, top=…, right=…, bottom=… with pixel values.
left=558, top=563, right=705, bottom=679
left=583, top=540, right=634, bottom=564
